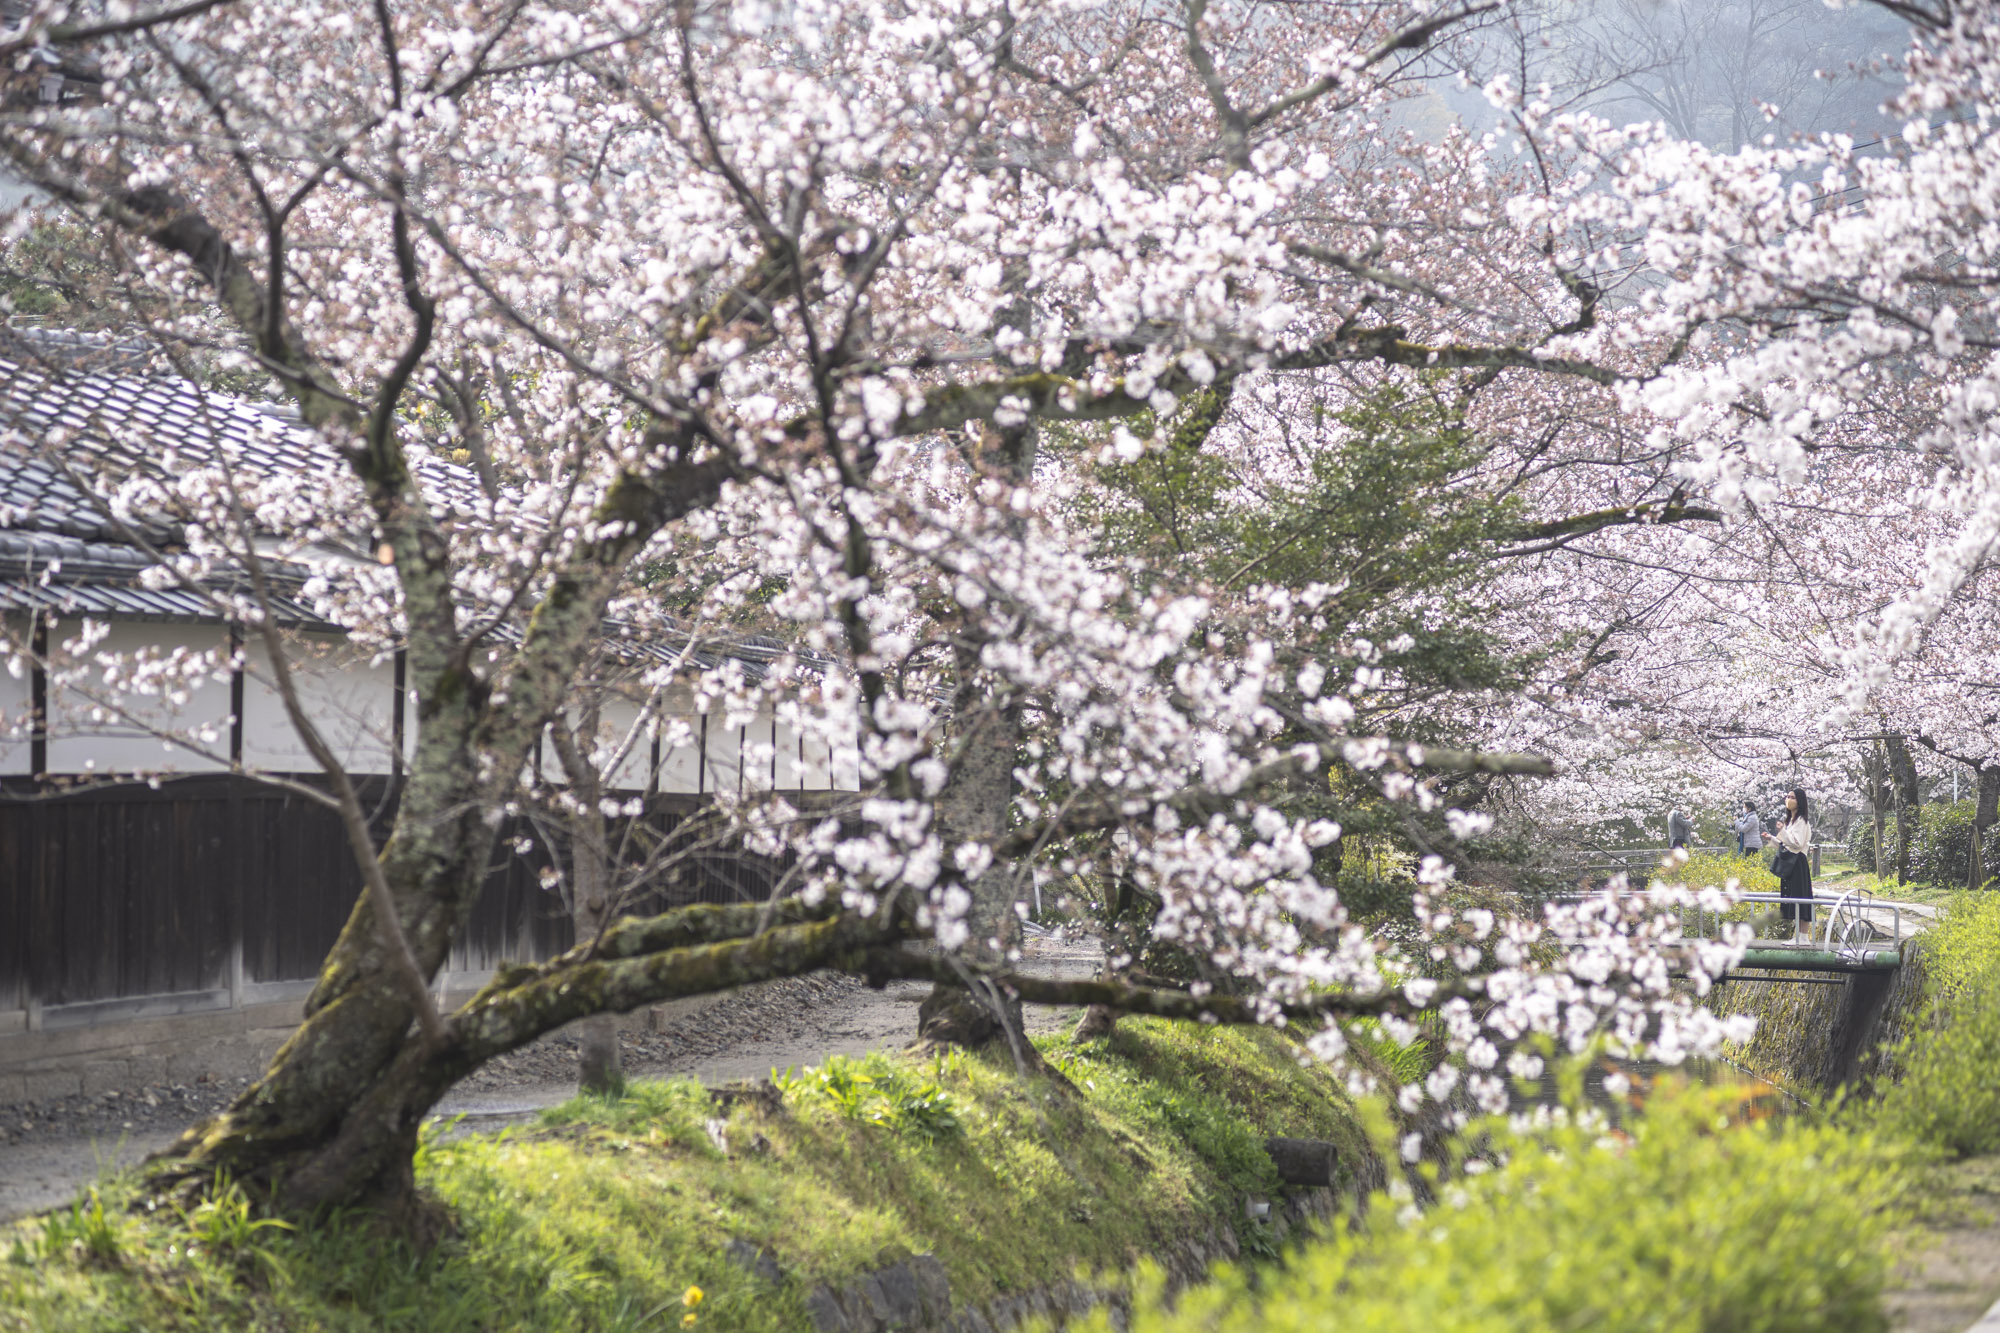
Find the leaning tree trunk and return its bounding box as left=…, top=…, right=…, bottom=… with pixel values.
left=157, top=686, right=505, bottom=1219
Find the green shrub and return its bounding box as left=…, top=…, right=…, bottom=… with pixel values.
left=774, top=1053, right=966, bottom=1142
left=1868, top=891, right=2000, bottom=1155
left=1848, top=802, right=2000, bottom=887
left=1870, top=965, right=2000, bottom=1156
left=1847, top=816, right=1878, bottom=875
left=1086, top=1083, right=1904, bottom=1333
left=1661, top=850, right=1777, bottom=895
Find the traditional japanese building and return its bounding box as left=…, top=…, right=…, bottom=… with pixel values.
left=0, top=335, right=851, bottom=1084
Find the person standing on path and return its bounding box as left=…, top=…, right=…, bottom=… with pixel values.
left=1771, top=788, right=1814, bottom=941
left=1735, top=801, right=1764, bottom=856
left=1669, top=807, right=1693, bottom=851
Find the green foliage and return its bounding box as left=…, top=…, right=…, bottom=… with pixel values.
left=1, top=1023, right=1359, bottom=1332
left=1868, top=892, right=2000, bottom=1155
left=36, top=1190, right=126, bottom=1269
left=1662, top=849, right=1779, bottom=895
left=535, top=1074, right=714, bottom=1148
left=176, top=1174, right=294, bottom=1276
left=1870, top=964, right=2000, bottom=1156
left=1846, top=814, right=1879, bottom=875
left=1847, top=801, right=2000, bottom=887
left=774, top=1053, right=965, bottom=1143
left=1916, top=890, right=2000, bottom=999
left=1081, top=1084, right=1905, bottom=1333
left=1342, top=1018, right=1432, bottom=1085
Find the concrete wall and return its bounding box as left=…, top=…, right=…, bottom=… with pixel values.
left=0, top=975, right=728, bottom=1108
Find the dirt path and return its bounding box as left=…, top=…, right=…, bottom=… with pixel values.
left=1888, top=1158, right=2000, bottom=1332
left=0, top=934, right=1099, bottom=1225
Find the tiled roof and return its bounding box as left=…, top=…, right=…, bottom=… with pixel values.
left=0, top=350, right=807, bottom=670
left=0, top=527, right=326, bottom=626
left=0, top=351, right=483, bottom=542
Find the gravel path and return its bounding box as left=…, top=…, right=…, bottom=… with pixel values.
left=0, top=934, right=1100, bottom=1223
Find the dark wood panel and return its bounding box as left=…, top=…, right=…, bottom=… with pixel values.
left=0, top=776, right=788, bottom=1012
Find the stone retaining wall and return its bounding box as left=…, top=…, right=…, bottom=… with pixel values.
left=744, top=1189, right=1342, bottom=1332
left=0, top=981, right=720, bottom=1108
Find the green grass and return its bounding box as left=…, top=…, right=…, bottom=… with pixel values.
left=1076, top=1080, right=1911, bottom=1333
left=1, top=1021, right=1366, bottom=1332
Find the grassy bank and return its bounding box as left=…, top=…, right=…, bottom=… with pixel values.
left=1, top=1021, right=1367, bottom=1331
left=1094, top=889, right=2000, bottom=1333
left=1087, top=1080, right=1912, bottom=1333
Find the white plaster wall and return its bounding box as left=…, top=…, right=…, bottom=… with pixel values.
left=797, top=729, right=831, bottom=790
left=593, top=692, right=654, bottom=793
left=772, top=718, right=803, bottom=791
left=701, top=716, right=744, bottom=796
left=655, top=707, right=704, bottom=794
left=828, top=728, right=860, bottom=788
left=0, top=615, right=29, bottom=775
left=742, top=715, right=781, bottom=794
left=240, top=632, right=399, bottom=775
left=43, top=620, right=234, bottom=775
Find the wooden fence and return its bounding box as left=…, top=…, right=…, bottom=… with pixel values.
left=0, top=775, right=786, bottom=1030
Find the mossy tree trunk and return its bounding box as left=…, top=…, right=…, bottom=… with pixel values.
left=1972, top=763, right=2000, bottom=891
left=1887, top=733, right=1921, bottom=885
left=549, top=702, right=625, bottom=1096
left=1869, top=741, right=1888, bottom=879
left=916, top=394, right=1035, bottom=1048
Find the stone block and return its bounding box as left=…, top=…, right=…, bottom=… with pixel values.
left=910, top=1254, right=952, bottom=1324
left=852, top=1272, right=894, bottom=1329
left=874, top=1262, right=923, bottom=1328
left=725, top=1237, right=784, bottom=1285
left=78, top=1059, right=132, bottom=1095
left=805, top=1285, right=852, bottom=1333
left=14, top=1067, right=82, bottom=1102
left=1264, top=1136, right=1339, bottom=1187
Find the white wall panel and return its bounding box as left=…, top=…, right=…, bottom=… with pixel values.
left=241, top=632, right=398, bottom=775
left=701, top=717, right=743, bottom=796
left=797, top=730, right=832, bottom=790
left=831, top=724, right=861, bottom=791
left=742, top=713, right=780, bottom=794
left=0, top=615, right=30, bottom=776
left=655, top=707, right=704, bottom=794
left=595, top=693, right=654, bottom=793
left=773, top=718, right=804, bottom=792
left=44, top=621, right=234, bottom=775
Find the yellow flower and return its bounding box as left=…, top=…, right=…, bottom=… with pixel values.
left=681, top=1316, right=697, bottom=1329
left=683, top=1286, right=704, bottom=1308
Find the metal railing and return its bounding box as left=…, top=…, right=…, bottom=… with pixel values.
left=1547, top=887, right=1902, bottom=966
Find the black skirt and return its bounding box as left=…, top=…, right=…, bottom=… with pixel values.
left=1773, top=848, right=1812, bottom=921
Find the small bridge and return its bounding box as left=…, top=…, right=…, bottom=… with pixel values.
left=1550, top=887, right=1912, bottom=981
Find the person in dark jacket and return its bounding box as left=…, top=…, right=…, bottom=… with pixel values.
left=1668, top=808, right=1692, bottom=851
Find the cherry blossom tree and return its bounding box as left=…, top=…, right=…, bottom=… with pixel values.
left=0, top=0, right=1790, bottom=1222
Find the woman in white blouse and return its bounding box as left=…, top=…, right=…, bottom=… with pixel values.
left=1770, top=787, right=1814, bottom=941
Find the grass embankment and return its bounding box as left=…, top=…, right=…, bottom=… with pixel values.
left=1090, top=1081, right=1911, bottom=1333
left=1, top=1021, right=1366, bottom=1331
left=1100, top=876, right=2000, bottom=1333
